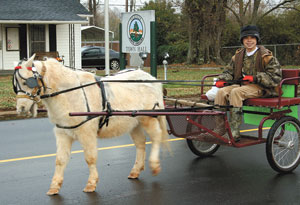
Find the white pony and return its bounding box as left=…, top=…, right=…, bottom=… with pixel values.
left=14, top=55, right=169, bottom=195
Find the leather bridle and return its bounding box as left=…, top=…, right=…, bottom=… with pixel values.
left=13, top=62, right=47, bottom=105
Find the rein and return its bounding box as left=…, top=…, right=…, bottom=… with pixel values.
left=40, top=79, right=247, bottom=100
left=40, top=81, right=99, bottom=99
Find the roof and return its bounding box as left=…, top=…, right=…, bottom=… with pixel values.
left=0, top=0, right=91, bottom=23
left=81, top=26, right=114, bottom=34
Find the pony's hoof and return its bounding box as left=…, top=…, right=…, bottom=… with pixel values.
left=152, top=166, right=161, bottom=176
left=47, top=188, right=59, bottom=195
left=128, top=172, right=139, bottom=179
left=83, top=185, right=96, bottom=193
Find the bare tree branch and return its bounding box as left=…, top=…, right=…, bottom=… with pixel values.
left=250, top=0, right=261, bottom=24
left=258, top=0, right=297, bottom=21
left=226, top=0, right=298, bottom=26
left=224, top=4, right=243, bottom=26
left=243, top=0, right=251, bottom=15
left=279, top=6, right=300, bottom=12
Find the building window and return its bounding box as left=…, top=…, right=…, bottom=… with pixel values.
left=6, top=27, right=20, bottom=51
left=30, top=25, right=45, bottom=55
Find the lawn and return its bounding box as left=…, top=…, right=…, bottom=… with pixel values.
left=1, top=64, right=298, bottom=111
left=0, top=75, right=16, bottom=110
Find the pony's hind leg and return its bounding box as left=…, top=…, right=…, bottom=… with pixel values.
left=128, top=125, right=146, bottom=179
left=78, top=129, right=99, bottom=193
left=140, top=117, right=162, bottom=176
left=47, top=129, right=73, bottom=195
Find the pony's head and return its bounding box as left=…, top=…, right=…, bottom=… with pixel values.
left=13, top=54, right=46, bottom=117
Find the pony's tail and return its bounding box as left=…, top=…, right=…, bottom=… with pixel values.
left=158, top=115, right=172, bottom=155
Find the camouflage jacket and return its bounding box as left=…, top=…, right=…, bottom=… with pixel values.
left=218, top=45, right=282, bottom=97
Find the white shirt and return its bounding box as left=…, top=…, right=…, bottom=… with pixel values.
left=246, top=46, right=258, bottom=56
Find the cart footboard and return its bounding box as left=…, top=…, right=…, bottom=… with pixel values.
left=166, top=109, right=230, bottom=145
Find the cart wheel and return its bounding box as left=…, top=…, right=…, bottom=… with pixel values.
left=187, top=139, right=220, bottom=157
left=186, top=116, right=220, bottom=157
left=266, top=116, right=300, bottom=173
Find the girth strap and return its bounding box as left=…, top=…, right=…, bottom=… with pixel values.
left=95, top=76, right=112, bottom=128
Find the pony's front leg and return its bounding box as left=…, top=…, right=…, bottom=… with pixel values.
left=78, top=131, right=98, bottom=193
left=141, top=117, right=162, bottom=176
left=128, top=125, right=146, bottom=179
left=47, top=129, right=73, bottom=195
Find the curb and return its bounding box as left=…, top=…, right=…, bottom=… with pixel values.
left=0, top=110, right=17, bottom=116
left=0, top=110, right=47, bottom=121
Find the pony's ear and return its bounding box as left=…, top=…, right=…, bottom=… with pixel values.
left=25, top=54, right=36, bottom=68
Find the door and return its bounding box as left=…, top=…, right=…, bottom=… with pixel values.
left=49, top=24, right=57, bottom=52
left=19, top=24, right=27, bottom=60
left=0, top=25, right=2, bottom=70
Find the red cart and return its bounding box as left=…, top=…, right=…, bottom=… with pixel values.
left=166, top=69, right=300, bottom=173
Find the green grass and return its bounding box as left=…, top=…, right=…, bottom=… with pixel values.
left=1, top=65, right=299, bottom=110
left=0, top=76, right=15, bottom=110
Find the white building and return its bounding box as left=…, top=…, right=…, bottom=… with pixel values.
left=0, top=0, right=91, bottom=70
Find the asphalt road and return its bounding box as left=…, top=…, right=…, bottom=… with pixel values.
left=1, top=118, right=300, bottom=205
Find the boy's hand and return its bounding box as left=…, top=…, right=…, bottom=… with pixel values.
left=243, top=75, right=254, bottom=84
left=215, top=80, right=226, bottom=88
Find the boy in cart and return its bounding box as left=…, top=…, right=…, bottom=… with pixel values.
left=213, top=25, right=282, bottom=141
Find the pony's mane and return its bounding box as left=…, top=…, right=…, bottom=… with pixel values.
left=45, top=59, right=72, bottom=73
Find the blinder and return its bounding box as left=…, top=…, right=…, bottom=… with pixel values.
left=25, top=77, right=39, bottom=88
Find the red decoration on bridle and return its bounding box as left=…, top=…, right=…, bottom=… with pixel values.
left=14, top=66, right=32, bottom=71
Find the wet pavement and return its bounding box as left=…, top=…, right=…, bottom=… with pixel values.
left=1, top=118, right=300, bottom=204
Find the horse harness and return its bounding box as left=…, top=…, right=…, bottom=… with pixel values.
left=13, top=62, right=112, bottom=130
left=55, top=76, right=112, bottom=129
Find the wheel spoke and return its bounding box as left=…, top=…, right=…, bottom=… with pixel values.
left=276, top=149, right=290, bottom=165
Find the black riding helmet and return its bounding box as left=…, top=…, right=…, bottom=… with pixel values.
left=240, top=25, right=261, bottom=44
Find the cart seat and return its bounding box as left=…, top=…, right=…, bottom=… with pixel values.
left=244, top=69, right=300, bottom=108
left=244, top=97, right=300, bottom=108
left=201, top=94, right=300, bottom=108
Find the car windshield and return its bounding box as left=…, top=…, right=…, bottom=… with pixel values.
left=81, top=47, right=90, bottom=52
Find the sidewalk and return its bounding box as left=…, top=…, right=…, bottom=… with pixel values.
left=0, top=110, right=16, bottom=115
left=0, top=110, right=47, bottom=121
left=0, top=70, right=14, bottom=76
left=0, top=110, right=20, bottom=121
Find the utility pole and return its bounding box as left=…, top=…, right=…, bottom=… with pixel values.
left=125, top=0, right=128, bottom=12
left=130, top=0, right=133, bottom=12
left=105, top=0, right=110, bottom=75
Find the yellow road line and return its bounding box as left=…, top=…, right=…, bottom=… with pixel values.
left=240, top=127, right=270, bottom=133
left=0, top=138, right=185, bottom=164
left=0, top=128, right=267, bottom=164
